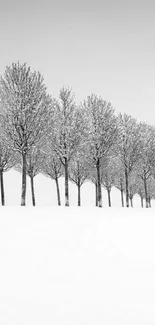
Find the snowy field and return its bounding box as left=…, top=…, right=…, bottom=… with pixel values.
left=0, top=207, right=155, bottom=325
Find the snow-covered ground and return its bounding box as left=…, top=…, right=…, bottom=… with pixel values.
left=0, top=207, right=155, bottom=324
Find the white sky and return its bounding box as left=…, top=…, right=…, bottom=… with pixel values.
left=0, top=0, right=155, bottom=123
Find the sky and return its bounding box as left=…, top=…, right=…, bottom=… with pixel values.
left=0, top=0, right=155, bottom=124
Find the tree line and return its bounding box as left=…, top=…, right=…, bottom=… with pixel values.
left=0, top=62, right=155, bottom=208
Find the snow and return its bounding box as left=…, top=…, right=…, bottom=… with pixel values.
left=0, top=207, right=155, bottom=324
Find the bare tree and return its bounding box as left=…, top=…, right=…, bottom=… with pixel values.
left=117, top=113, right=142, bottom=207
left=0, top=62, right=52, bottom=206
left=49, top=87, right=84, bottom=206
left=136, top=123, right=155, bottom=208
left=83, top=94, right=118, bottom=207
left=41, top=152, right=63, bottom=206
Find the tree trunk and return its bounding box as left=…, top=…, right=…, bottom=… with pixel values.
left=107, top=188, right=111, bottom=207
left=96, top=159, right=102, bottom=207
left=30, top=176, right=35, bottom=206
left=64, top=157, right=69, bottom=206
left=130, top=196, right=133, bottom=207
left=140, top=196, right=143, bottom=208
left=120, top=184, right=124, bottom=207
left=21, top=152, right=27, bottom=206
left=144, top=177, right=149, bottom=208
left=0, top=169, right=5, bottom=206
left=55, top=177, right=61, bottom=206
left=95, top=182, right=98, bottom=206
left=148, top=197, right=151, bottom=208
left=125, top=166, right=129, bottom=207
left=78, top=180, right=81, bottom=206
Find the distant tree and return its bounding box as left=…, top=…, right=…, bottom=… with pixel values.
left=0, top=138, right=16, bottom=205
left=69, top=152, right=89, bottom=206
left=0, top=62, right=52, bottom=206
left=83, top=94, right=118, bottom=207
left=41, top=152, right=63, bottom=206
left=49, top=87, right=84, bottom=206
left=117, top=113, right=142, bottom=207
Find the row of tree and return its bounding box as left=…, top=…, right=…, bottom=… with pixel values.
left=0, top=62, right=155, bottom=207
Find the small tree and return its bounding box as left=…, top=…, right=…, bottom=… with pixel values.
left=0, top=62, right=52, bottom=206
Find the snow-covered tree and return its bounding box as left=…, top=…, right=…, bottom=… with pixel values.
left=41, top=152, right=63, bottom=206
left=0, top=62, right=52, bottom=206
left=83, top=94, right=118, bottom=207
left=117, top=113, right=142, bottom=207
left=49, top=87, right=84, bottom=206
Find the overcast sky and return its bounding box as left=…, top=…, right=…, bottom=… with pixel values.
left=0, top=0, right=155, bottom=124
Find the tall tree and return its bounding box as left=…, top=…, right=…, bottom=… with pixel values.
left=0, top=62, right=52, bottom=205
left=50, top=87, right=84, bottom=206
left=83, top=94, right=118, bottom=207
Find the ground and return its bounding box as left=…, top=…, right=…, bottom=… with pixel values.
left=0, top=207, right=154, bottom=324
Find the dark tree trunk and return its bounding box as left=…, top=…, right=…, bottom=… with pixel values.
left=0, top=169, right=5, bottom=206
left=130, top=196, right=133, bottom=207
left=78, top=179, right=81, bottom=206
left=30, top=176, right=35, bottom=206
left=96, top=159, right=102, bottom=207
left=120, top=183, right=124, bottom=207
left=148, top=197, right=151, bottom=208
left=95, top=182, right=98, bottom=206
left=125, top=166, right=129, bottom=207
left=55, top=177, right=61, bottom=206
left=107, top=188, right=111, bottom=207
left=21, top=152, right=27, bottom=206
left=140, top=196, right=143, bottom=208
left=64, top=157, right=69, bottom=206
left=144, top=177, right=149, bottom=208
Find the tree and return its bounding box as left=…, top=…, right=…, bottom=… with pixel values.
left=117, top=113, right=142, bottom=207
left=0, top=138, right=16, bottom=205
left=136, top=123, right=155, bottom=208
left=83, top=94, right=118, bottom=207
left=41, top=152, right=63, bottom=206
left=0, top=62, right=52, bottom=206
left=49, top=87, right=84, bottom=206
left=69, top=152, right=89, bottom=206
